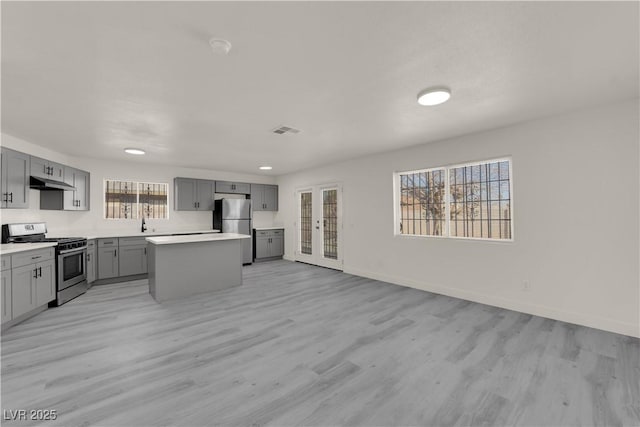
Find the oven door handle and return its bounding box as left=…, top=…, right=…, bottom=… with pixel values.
left=58, top=247, right=87, bottom=255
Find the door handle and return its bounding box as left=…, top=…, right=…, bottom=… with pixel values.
left=144, top=247, right=147, bottom=255
left=8, top=192, right=13, bottom=203
left=2, top=193, right=6, bottom=203
left=114, top=249, right=117, bottom=257
left=38, top=267, right=42, bottom=277
left=33, top=268, right=38, bottom=279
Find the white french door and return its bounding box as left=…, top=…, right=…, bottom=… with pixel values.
left=295, top=184, right=343, bottom=270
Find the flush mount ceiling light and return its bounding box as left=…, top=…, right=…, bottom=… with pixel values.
left=259, top=166, right=273, bottom=171
left=209, top=38, right=232, bottom=55
left=124, top=148, right=145, bottom=155
left=417, top=87, right=451, bottom=106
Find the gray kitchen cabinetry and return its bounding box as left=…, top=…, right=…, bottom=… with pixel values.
left=30, top=156, right=64, bottom=181
left=254, top=229, right=284, bottom=261
left=10, top=248, right=56, bottom=320
left=1, top=256, right=12, bottom=324
left=0, top=147, right=30, bottom=209
left=40, top=166, right=91, bottom=211
left=97, top=239, right=119, bottom=279
left=174, top=178, right=215, bottom=211
left=118, top=237, right=147, bottom=276
left=251, top=184, right=278, bottom=211
left=86, top=240, right=96, bottom=284
left=63, top=167, right=90, bottom=210
left=215, top=180, right=251, bottom=195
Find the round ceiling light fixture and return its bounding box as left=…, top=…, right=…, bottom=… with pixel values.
left=417, top=87, right=451, bottom=106
left=209, top=38, right=232, bottom=55
left=124, top=148, right=146, bottom=155
left=259, top=166, right=273, bottom=171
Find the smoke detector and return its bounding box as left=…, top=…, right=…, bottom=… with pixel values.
left=209, top=38, right=232, bottom=55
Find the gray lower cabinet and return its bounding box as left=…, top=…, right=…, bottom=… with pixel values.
left=86, top=240, right=96, bottom=284
left=97, top=239, right=119, bottom=279
left=118, top=237, right=147, bottom=276
left=215, top=180, right=251, bottom=195
left=254, top=229, right=284, bottom=261
left=1, top=147, right=30, bottom=209
left=97, top=237, right=148, bottom=280
left=35, top=259, right=55, bottom=306
left=174, top=178, right=215, bottom=211
left=10, top=257, right=55, bottom=320
left=1, top=269, right=12, bottom=324
left=251, top=184, right=278, bottom=211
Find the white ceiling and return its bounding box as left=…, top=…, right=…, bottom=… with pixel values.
left=2, top=1, right=638, bottom=175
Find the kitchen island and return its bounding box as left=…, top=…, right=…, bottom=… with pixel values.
left=146, top=233, right=250, bottom=302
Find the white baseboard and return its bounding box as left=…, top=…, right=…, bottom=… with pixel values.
left=344, top=266, right=639, bottom=338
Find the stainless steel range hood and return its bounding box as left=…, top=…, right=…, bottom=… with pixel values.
left=30, top=176, right=76, bottom=191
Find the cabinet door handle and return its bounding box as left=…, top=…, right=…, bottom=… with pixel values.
left=2, top=193, right=6, bottom=203
left=8, top=192, right=13, bottom=203
left=38, top=267, right=42, bottom=277
left=114, top=249, right=117, bottom=257
left=144, top=247, right=147, bottom=255
left=33, top=268, right=38, bottom=279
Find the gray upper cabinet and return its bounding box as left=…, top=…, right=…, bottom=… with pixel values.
left=174, top=178, right=215, bottom=211
left=251, top=184, right=278, bottom=211
left=196, top=180, right=215, bottom=210
left=1, top=148, right=30, bottom=209
left=215, top=180, right=251, bottom=195
left=30, top=156, right=64, bottom=181
left=63, top=166, right=90, bottom=210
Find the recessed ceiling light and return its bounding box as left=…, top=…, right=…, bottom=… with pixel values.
left=209, top=38, right=232, bottom=55
left=417, top=87, right=451, bottom=106
left=124, top=148, right=146, bottom=155
left=259, top=166, right=273, bottom=170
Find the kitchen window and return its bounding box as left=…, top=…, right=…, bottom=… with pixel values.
left=104, top=180, right=169, bottom=219
left=396, top=158, right=512, bottom=241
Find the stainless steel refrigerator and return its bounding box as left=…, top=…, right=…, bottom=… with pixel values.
left=213, top=199, right=252, bottom=264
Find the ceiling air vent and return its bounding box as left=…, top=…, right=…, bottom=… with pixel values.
left=272, top=125, right=300, bottom=135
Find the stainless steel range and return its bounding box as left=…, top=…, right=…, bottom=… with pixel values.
left=2, top=223, right=88, bottom=306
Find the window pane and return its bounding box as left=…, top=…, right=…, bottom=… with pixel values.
left=449, top=159, right=512, bottom=240
left=105, top=180, right=138, bottom=219
left=398, top=170, right=445, bottom=236
left=138, top=182, right=168, bottom=219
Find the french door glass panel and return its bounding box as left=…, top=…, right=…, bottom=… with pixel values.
left=322, top=189, right=338, bottom=260
left=300, top=191, right=313, bottom=255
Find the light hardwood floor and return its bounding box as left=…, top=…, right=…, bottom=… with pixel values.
left=2, top=260, right=639, bottom=426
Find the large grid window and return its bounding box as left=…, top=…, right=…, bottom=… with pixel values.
left=105, top=180, right=169, bottom=219
left=397, top=158, right=512, bottom=241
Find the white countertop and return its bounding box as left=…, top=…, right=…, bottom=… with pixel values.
left=48, top=229, right=220, bottom=240
left=254, top=227, right=285, bottom=231
left=146, top=233, right=251, bottom=245
left=1, top=242, right=57, bottom=255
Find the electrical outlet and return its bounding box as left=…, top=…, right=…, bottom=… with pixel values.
left=523, top=280, right=531, bottom=291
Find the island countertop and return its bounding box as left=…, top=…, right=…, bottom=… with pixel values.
left=146, top=233, right=250, bottom=245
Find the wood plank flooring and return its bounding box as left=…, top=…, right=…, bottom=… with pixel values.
left=2, top=260, right=639, bottom=426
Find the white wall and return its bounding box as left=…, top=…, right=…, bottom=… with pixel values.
left=275, top=99, right=640, bottom=337
left=0, top=133, right=277, bottom=235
